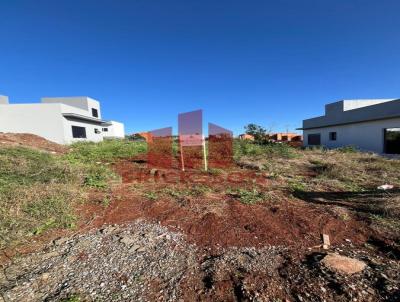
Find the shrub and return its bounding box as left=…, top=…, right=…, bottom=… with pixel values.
left=234, top=140, right=295, bottom=159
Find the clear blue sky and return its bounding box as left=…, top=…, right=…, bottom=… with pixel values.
left=1, top=0, right=400, bottom=135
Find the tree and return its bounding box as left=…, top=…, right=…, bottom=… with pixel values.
left=244, top=124, right=267, bottom=142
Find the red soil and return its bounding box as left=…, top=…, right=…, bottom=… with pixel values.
left=0, top=133, right=67, bottom=153
left=79, top=159, right=369, bottom=251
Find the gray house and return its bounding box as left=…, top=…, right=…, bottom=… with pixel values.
left=0, top=95, right=125, bottom=145
left=300, top=99, right=400, bottom=154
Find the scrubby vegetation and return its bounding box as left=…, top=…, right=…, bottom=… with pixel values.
left=0, top=148, right=84, bottom=249
left=235, top=139, right=400, bottom=235
left=1, top=137, right=399, bottom=250
left=234, top=139, right=296, bottom=159
left=65, top=139, right=147, bottom=163
left=0, top=140, right=148, bottom=249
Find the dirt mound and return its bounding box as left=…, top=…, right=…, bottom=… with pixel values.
left=77, top=160, right=369, bottom=252
left=0, top=133, right=67, bottom=153
left=84, top=190, right=367, bottom=250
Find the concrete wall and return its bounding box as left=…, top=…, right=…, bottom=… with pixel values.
left=42, top=97, right=102, bottom=119
left=58, top=104, right=104, bottom=144
left=303, top=99, right=400, bottom=129
left=343, top=99, right=394, bottom=111
left=62, top=117, right=104, bottom=144
left=103, top=121, right=125, bottom=139
left=303, top=117, right=400, bottom=153
left=0, top=97, right=123, bottom=145
left=0, top=103, right=66, bottom=144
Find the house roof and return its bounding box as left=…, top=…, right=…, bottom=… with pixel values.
left=299, top=99, right=400, bottom=130
left=62, top=113, right=112, bottom=126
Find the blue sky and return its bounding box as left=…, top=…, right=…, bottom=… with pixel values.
left=1, top=0, right=400, bottom=135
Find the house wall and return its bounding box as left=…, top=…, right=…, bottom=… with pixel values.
left=62, top=117, right=104, bottom=144
left=304, top=99, right=400, bottom=129
left=103, top=121, right=125, bottom=139
left=303, top=117, right=400, bottom=153
left=0, top=97, right=124, bottom=145
left=59, top=103, right=104, bottom=144
left=0, top=103, right=66, bottom=144
left=42, top=97, right=102, bottom=119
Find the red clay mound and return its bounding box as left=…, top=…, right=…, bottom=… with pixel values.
left=0, top=133, right=67, bottom=153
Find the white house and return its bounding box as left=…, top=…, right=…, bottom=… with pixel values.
left=300, top=99, right=400, bottom=154
left=0, top=95, right=125, bottom=145
left=102, top=121, right=125, bottom=139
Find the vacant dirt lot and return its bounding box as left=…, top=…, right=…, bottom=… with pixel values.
left=0, top=137, right=399, bottom=301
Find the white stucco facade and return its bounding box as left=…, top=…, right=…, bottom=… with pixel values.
left=0, top=96, right=125, bottom=145
left=103, top=121, right=125, bottom=139
left=301, top=99, right=400, bottom=154
left=303, top=117, right=400, bottom=153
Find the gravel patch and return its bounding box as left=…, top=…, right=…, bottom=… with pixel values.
left=0, top=221, right=285, bottom=301
left=0, top=221, right=199, bottom=301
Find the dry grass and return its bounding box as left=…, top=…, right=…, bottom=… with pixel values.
left=0, top=147, right=88, bottom=249
left=0, top=184, right=84, bottom=249
left=235, top=141, right=400, bottom=236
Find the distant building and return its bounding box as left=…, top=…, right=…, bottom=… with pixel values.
left=269, top=133, right=300, bottom=142
left=299, top=99, right=400, bottom=154
left=238, top=134, right=254, bottom=140
left=0, top=95, right=125, bottom=145
left=103, top=121, right=125, bottom=139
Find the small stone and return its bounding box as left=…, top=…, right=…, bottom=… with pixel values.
left=41, top=273, right=50, bottom=280
left=100, top=226, right=116, bottom=235
left=129, top=245, right=141, bottom=252
left=321, top=286, right=326, bottom=293
left=322, top=253, right=367, bottom=275
left=380, top=273, right=389, bottom=280
left=120, top=236, right=135, bottom=246
left=53, top=237, right=68, bottom=246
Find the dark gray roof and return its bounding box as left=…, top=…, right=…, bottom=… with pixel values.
left=62, top=113, right=112, bottom=126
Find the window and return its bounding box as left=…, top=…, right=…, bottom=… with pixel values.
left=329, top=132, right=337, bottom=141
left=92, top=108, right=99, bottom=118
left=384, top=128, right=400, bottom=154
left=102, top=128, right=108, bottom=132
left=94, top=128, right=101, bottom=134
left=308, top=133, right=321, bottom=145
left=72, top=126, right=87, bottom=138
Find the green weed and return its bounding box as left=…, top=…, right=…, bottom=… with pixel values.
left=65, top=140, right=147, bottom=163
left=226, top=187, right=266, bottom=204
